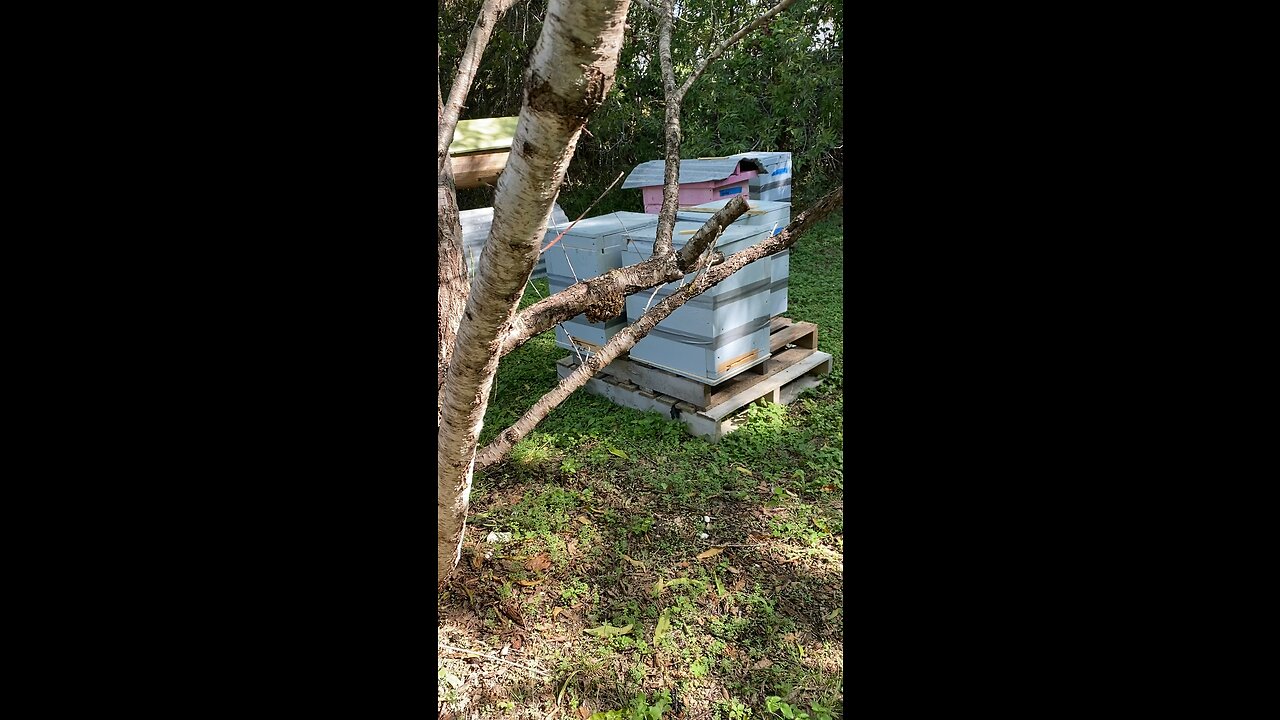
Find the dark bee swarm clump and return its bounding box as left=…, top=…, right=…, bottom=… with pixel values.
left=583, top=287, right=626, bottom=323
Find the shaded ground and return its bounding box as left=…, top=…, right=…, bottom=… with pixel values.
left=439, top=212, right=844, bottom=720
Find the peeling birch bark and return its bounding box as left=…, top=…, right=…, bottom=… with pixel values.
left=439, top=74, right=469, bottom=415
left=438, top=0, right=633, bottom=587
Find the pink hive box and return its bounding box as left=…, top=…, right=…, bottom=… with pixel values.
left=625, top=158, right=761, bottom=214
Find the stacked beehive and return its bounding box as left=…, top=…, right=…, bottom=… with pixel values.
left=621, top=158, right=762, bottom=212
left=620, top=220, right=776, bottom=384
left=677, top=198, right=792, bottom=318
left=729, top=151, right=791, bottom=201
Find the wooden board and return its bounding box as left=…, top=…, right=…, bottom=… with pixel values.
left=558, top=345, right=833, bottom=442
left=452, top=150, right=509, bottom=189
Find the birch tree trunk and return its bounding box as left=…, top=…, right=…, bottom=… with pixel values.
left=438, top=0, right=632, bottom=587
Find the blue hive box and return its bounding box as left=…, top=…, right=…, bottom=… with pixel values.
left=620, top=221, right=774, bottom=384
left=677, top=198, right=791, bottom=317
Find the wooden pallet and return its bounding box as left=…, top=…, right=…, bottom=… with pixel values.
left=556, top=317, right=832, bottom=441
left=585, top=317, right=818, bottom=409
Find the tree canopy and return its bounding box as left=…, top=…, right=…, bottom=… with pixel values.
left=439, top=0, right=843, bottom=214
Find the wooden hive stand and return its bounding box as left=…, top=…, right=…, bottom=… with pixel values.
left=557, top=317, right=834, bottom=441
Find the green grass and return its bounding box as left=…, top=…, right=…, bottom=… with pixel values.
left=439, top=210, right=844, bottom=720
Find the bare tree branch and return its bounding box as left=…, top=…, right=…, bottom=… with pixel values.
left=474, top=185, right=843, bottom=469
left=498, top=197, right=750, bottom=358
left=438, top=0, right=521, bottom=176
left=650, top=0, right=683, bottom=259
left=648, top=0, right=798, bottom=260
left=675, top=0, right=798, bottom=101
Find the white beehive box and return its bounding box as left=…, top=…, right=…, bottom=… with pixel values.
left=458, top=203, right=569, bottom=280
left=543, top=211, right=659, bottom=354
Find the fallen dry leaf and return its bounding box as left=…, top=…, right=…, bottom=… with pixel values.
left=526, top=554, right=551, bottom=572
left=517, top=579, right=544, bottom=587
left=696, top=547, right=724, bottom=560
left=753, top=658, right=773, bottom=670
left=470, top=552, right=482, bottom=569
left=576, top=516, right=590, bottom=525
left=511, top=635, right=523, bottom=650
left=731, top=578, right=746, bottom=592
left=620, top=553, right=646, bottom=568
left=726, top=566, right=741, bottom=574
left=552, top=607, right=563, bottom=619
left=577, top=705, right=591, bottom=720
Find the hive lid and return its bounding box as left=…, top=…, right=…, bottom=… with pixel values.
left=624, top=220, right=767, bottom=248
left=729, top=150, right=790, bottom=164
left=448, top=116, right=518, bottom=155
left=679, top=198, right=791, bottom=215
left=621, top=158, right=766, bottom=189
left=462, top=203, right=570, bottom=237
left=551, top=211, right=658, bottom=238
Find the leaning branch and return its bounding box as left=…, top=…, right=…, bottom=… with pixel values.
left=474, top=185, right=843, bottom=469
left=649, top=0, right=799, bottom=259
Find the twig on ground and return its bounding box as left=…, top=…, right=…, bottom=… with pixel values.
left=438, top=642, right=553, bottom=678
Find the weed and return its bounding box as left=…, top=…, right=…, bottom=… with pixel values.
left=560, top=578, right=589, bottom=603
left=590, top=691, right=671, bottom=720
left=764, top=696, right=834, bottom=720
left=690, top=655, right=710, bottom=678
left=627, top=515, right=654, bottom=535
left=721, top=698, right=754, bottom=720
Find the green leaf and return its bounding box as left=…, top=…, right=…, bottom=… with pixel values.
left=584, top=623, right=634, bottom=638
left=653, top=609, right=671, bottom=644
left=608, top=447, right=629, bottom=460
left=662, top=578, right=707, bottom=593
